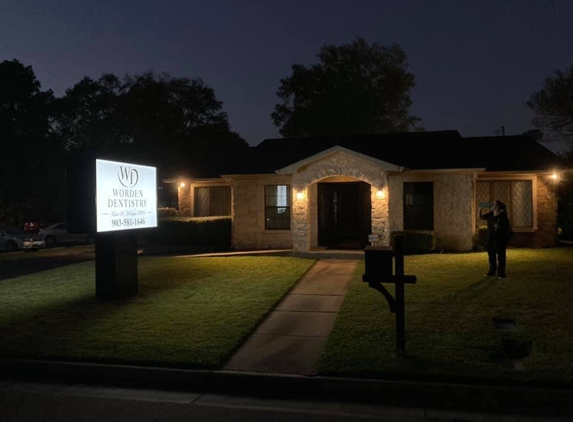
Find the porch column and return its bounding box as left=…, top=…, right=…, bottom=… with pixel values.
left=371, top=174, right=390, bottom=246
left=292, top=179, right=310, bottom=253
left=178, top=181, right=192, bottom=217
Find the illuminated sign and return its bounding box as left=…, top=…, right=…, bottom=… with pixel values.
left=96, top=159, right=157, bottom=232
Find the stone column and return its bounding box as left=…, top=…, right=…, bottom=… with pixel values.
left=292, top=180, right=310, bottom=253
left=371, top=184, right=390, bottom=245
left=178, top=181, right=192, bottom=217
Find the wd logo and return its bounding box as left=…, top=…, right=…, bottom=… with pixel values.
left=118, top=166, right=139, bottom=188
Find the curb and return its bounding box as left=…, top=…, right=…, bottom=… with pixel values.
left=2, top=358, right=573, bottom=417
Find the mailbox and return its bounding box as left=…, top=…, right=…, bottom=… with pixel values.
left=364, top=245, right=393, bottom=281
left=363, top=235, right=417, bottom=356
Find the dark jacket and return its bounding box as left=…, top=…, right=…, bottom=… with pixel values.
left=480, top=211, right=512, bottom=245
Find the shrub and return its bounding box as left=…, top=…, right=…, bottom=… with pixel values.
left=144, top=216, right=231, bottom=249
left=158, top=207, right=179, bottom=219
left=390, top=230, right=436, bottom=254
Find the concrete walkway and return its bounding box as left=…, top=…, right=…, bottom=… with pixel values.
left=223, top=259, right=358, bottom=376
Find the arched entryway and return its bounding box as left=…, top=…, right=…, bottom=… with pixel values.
left=286, top=148, right=398, bottom=253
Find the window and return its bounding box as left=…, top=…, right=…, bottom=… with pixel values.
left=476, top=180, right=533, bottom=228
left=194, top=186, right=231, bottom=217
left=265, top=185, right=291, bottom=230
left=403, top=182, right=434, bottom=230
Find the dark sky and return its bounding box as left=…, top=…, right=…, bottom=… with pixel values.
left=2, top=0, right=571, bottom=152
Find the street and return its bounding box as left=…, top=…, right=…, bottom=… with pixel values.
left=0, top=247, right=94, bottom=281
left=0, top=379, right=569, bottom=422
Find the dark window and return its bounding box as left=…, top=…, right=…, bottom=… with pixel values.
left=403, top=182, right=434, bottom=230
left=194, top=186, right=231, bottom=217
left=265, top=185, right=291, bottom=230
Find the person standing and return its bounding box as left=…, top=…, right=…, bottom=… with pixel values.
left=479, top=200, right=512, bottom=278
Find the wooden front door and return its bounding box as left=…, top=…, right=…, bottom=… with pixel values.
left=317, top=182, right=371, bottom=249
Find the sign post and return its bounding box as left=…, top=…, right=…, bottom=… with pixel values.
left=94, top=159, right=157, bottom=300
left=67, top=151, right=157, bottom=301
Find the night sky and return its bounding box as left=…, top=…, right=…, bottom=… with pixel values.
left=2, top=0, right=571, bottom=153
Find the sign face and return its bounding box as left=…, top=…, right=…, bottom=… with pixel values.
left=96, top=159, right=157, bottom=232
left=368, top=234, right=379, bottom=243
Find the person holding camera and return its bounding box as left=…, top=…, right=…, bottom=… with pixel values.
left=479, top=200, right=513, bottom=278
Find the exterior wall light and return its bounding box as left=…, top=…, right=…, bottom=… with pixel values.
left=376, top=189, right=386, bottom=199
left=296, top=190, right=305, bottom=201
left=551, top=172, right=560, bottom=181
left=179, top=182, right=186, bottom=188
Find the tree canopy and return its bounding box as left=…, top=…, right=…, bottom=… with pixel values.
left=0, top=59, right=62, bottom=220
left=272, top=38, right=421, bottom=138
left=56, top=72, right=247, bottom=171
left=526, top=65, right=573, bottom=144
left=0, top=60, right=246, bottom=223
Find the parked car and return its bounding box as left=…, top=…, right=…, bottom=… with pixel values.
left=0, top=226, right=45, bottom=252
left=23, top=221, right=55, bottom=233
left=38, top=222, right=95, bottom=248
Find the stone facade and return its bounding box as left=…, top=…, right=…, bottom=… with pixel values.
left=231, top=175, right=293, bottom=250
left=177, top=156, right=558, bottom=252
left=388, top=171, right=476, bottom=251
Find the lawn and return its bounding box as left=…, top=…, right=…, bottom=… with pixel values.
left=318, top=247, right=573, bottom=386
left=0, top=256, right=315, bottom=369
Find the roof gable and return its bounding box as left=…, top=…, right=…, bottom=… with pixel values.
left=276, top=145, right=403, bottom=174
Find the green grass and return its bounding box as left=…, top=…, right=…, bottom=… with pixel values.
left=0, top=256, right=315, bottom=369
left=318, top=247, right=573, bottom=386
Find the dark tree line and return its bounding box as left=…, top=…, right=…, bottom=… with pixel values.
left=0, top=59, right=247, bottom=224
left=4, top=38, right=568, bottom=227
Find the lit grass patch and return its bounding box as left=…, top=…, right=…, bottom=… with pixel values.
left=318, top=247, right=573, bottom=385
left=0, top=256, right=315, bottom=368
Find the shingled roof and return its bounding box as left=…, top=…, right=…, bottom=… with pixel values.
left=182, top=130, right=565, bottom=178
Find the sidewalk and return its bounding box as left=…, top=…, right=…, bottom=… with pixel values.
left=223, top=259, right=358, bottom=375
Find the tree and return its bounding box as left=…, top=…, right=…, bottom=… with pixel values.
left=56, top=72, right=247, bottom=174
left=272, top=38, right=421, bottom=137
left=526, top=65, right=573, bottom=145
left=54, top=74, right=128, bottom=151
left=0, top=59, right=62, bottom=223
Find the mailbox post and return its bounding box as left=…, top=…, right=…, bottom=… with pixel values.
left=363, top=235, right=416, bottom=356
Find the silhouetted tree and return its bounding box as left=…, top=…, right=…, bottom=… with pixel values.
left=54, top=74, right=128, bottom=151
left=527, top=65, right=573, bottom=146
left=272, top=38, right=421, bottom=137
left=0, top=59, right=62, bottom=223
left=56, top=72, right=247, bottom=174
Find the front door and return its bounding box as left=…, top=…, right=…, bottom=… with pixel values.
left=317, top=182, right=371, bottom=249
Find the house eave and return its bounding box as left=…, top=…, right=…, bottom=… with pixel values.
left=394, top=168, right=486, bottom=174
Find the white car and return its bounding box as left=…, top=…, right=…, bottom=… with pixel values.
left=0, top=226, right=45, bottom=252
left=39, top=222, right=95, bottom=248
